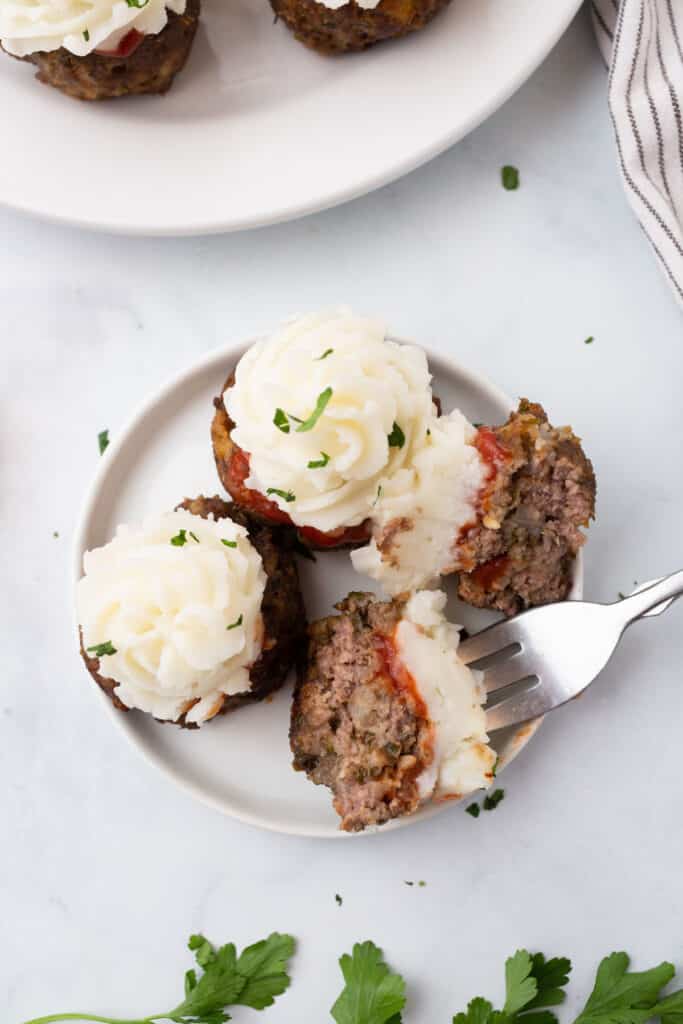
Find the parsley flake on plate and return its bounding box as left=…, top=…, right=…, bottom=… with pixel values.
left=466, top=803, right=481, bottom=818
left=98, top=429, right=109, bottom=455
left=502, top=165, right=520, bottom=190
left=584, top=336, right=594, bottom=345
left=483, top=788, right=505, bottom=811
left=335, top=893, right=343, bottom=907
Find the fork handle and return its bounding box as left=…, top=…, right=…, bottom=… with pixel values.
left=616, top=569, right=683, bottom=626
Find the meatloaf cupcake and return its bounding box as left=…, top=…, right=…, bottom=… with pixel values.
left=1, top=0, right=200, bottom=100
left=270, top=0, right=451, bottom=55
left=212, top=309, right=438, bottom=551
left=77, top=496, right=305, bottom=727
left=353, top=400, right=596, bottom=614
left=291, top=589, right=495, bottom=832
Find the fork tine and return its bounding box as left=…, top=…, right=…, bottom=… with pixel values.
left=481, top=652, right=537, bottom=694
left=458, top=618, right=521, bottom=665
left=486, top=680, right=549, bottom=733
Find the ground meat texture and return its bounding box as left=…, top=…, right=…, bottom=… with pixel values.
left=211, top=374, right=371, bottom=550
left=290, top=592, right=433, bottom=832
left=270, top=0, right=452, bottom=54
left=11, top=0, right=200, bottom=101
left=81, top=494, right=307, bottom=728
left=457, top=400, right=596, bottom=617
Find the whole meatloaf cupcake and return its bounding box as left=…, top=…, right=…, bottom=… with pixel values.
left=212, top=309, right=439, bottom=552
left=77, top=497, right=305, bottom=727
left=0, top=0, right=200, bottom=100
left=291, top=589, right=495, bottom=832
left=270, top=0, right=451, bottom=55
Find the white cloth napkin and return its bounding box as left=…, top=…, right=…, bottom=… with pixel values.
left=592, top=0, right=683, bottom=304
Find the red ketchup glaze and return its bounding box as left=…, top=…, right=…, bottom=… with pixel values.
left=469, top=554, right=510, bottom=590
left=96, top=28, right=144, bottom=58
left=374, top=632, right=429, bottom=721
left=226, top=448, right=372, bottom=547
left=474, top=426, right=510, bottom=474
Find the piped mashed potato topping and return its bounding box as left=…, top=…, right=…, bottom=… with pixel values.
left=351, top=410, right=486, bottom=594
left=0, top=0, right=186, bottom=58
left=225, top=310, right=437, bottom=535
left=394, top=590, right=495, bottom=800
left=76, top=510, right=266, bottom=726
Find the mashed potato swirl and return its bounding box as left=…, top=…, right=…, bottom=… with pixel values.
left=77, top=510, right=266, bottom=726
left=225, top=310, right=436, bottom=534
left=0, top=0, right=186, bottom=58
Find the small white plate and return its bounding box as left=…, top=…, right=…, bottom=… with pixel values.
left=72, top=340, right=582, bottom=836
left=2, top=0, right=582, bottom=235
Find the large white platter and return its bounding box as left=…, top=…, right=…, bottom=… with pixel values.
left=2, top=0, right=581, bottom=235
left=72, top=339, right=582, bottom=836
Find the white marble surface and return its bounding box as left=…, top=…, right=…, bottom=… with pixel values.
left=3, top=7, right=683, bottom=1022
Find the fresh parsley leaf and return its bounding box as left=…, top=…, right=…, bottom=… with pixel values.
left=452, top=950, right=571, bottom=1024
left=227, top=615, right=243, bottom=630
left=274, top=408, right=290, bottom=433
left=86, top=641, right=117, bottom=658
left=267, top=487, right=296, bottom=503
left=331, top=941, right=406, bottom=1024
left=171, top=529, right=188, bottom=547
left=505, top=951, right=544, bottom=1016
left=453, top=995, right=497, bottom=1024
left=574, top=953, right=675, bottom=1024
left=98, top=429, right=109, bottom=455
left=387, top=422, right=405, bottom=449
left=466, top=802, right=481, bottom=818
left=502, top=165, right=520, bottom=190
left=316, top=348, right=334, bottom=360
left=308, top=451, right=331, bottom=469
left=483, top=789, right=505, bottom=811
left=221, top=539, right=237, bottom=548
left=295, top=387, right=333, bottom=432
left=189, top=531, right=200, bottom=543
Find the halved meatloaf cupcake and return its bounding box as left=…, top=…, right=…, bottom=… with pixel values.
left=78, top=495, right=305, bottom=727
left=291, top=590, right=495, bottom=832
left=1, top=0, right=200, bottom=100
left=211, top=309, right=438, bottom=551
left=352, top=400, right=596, bottom=614
left=270, top=0, right=452, bottom=55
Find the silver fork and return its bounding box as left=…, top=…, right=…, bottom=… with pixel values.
left=458, top=571, right=683, bottom=732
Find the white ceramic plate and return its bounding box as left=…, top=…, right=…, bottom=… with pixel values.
left=72, top=339, right=582, bottom=836
left=2, top=0, right=581, bottom=236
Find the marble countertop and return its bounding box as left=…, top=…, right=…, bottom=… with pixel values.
left=4, top=7, right=683, bottom=1022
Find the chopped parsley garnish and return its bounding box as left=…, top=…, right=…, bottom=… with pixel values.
left=404, top=881, right=414, bottom=886
left=618, top=591, right=626, bottom=600
left=267, top=487, right=296, bottom=503
left=98, top=429, right=109, bottom=455
left=125, top=0, right=150, bottom=7
left=316, top=348, right=334, bottom=360
left=294, top=387, right=333, bottom=432
left=387, top=422, right=405, bottom=449
left=308, top=451, right=330, bottom=469
left=221, top=538, right=237, bottom=548
left=189, top=531, right=200, bottom=543
left=584, top=336, right=594, bottom=345
left=466, top=802, right=481, bottom=818
left=483, top=788, right=505, bottom=811
left=502, top=165, right=520, bottom=190
left=331, top=941, right=406, bottom=1024
left=86, top=641, right=117, bottom=658
left=273, top=408, right=290, bottom=433
left=83, top=28, right=90, bottom=40
left=52, top=531, right=59, bottom=539
left=373, top=485, right=383, bottom=506
left=492, top=757, right=499, bottom=777
left=335, top=893, right=343, bottom=907
left=170, top=529, right=188, bottom=547
left=227, top=614, right=243, bottom=630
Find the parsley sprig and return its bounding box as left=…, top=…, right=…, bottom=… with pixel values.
left=454, top=950, right=571, bottom=1024
left=22, top=933, right=295, bottom=1024
left=331, top=941, right=406, bottom=1024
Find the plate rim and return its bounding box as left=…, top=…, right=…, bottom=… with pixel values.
left=71, top=337, right=583, bottom=836
left=4, top=0, right=583, bottom=237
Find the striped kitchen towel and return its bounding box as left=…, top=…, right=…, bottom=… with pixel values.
left=592, top=0, right=683, bottom=305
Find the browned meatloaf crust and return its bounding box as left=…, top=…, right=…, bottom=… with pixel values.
left=212, top=373, right=372, bottom=550
left=12, top=0, right=200, bottom=101
left=271, top=0, right=452, bottom=55
left=81, top=494, right=307, bottom=728
left=291, top=592, right=433, bottom=832
left=457, top=400, right=596, bottom=617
